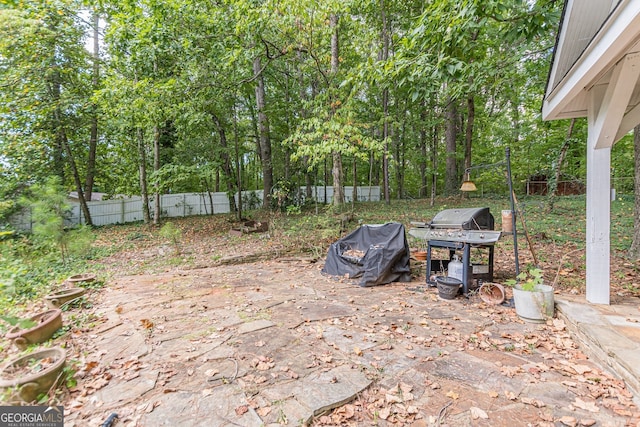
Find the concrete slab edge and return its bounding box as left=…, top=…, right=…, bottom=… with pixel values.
left=556, top=301, right=640, bottom=405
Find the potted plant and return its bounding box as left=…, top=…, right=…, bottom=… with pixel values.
left=506, top=267, right=554, bottom=323
left=408, top=236, right=428, bottom=261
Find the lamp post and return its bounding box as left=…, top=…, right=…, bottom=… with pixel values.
left=461, top=147, right=520, bottom=276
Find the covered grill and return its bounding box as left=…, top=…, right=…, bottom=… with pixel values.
left=409, top=207, right=502, bottom=293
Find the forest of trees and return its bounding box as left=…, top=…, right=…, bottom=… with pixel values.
left=0, top=0, right=637, bottom=227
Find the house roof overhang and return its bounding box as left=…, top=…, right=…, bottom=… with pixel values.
left=542, top=0, right=640, bottom=136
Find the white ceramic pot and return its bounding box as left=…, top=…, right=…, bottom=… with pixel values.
left=513, top=284, right=554, bottom=323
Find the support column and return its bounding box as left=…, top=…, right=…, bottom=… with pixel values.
left=586, top=90, right=612, bottom=304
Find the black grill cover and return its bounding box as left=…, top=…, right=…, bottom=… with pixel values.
left=322, top=222, right=411, bottom=287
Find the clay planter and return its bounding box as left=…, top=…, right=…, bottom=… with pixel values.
left=412, top=251, right=428, bottom=261
left=0, top=347, right=66, bottom=403
left=67, top=273, right=96, bottom=285
left=478, top=282, right=506, bottom=305
left=6, top=309, right=63, bottom=350
left=44, top=287, right=86, bottom=309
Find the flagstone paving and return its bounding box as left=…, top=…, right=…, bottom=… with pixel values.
left=53, top=260, right=640, bottom=426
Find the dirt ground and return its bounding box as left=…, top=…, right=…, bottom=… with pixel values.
left=3, top=217, right=639, bottom=426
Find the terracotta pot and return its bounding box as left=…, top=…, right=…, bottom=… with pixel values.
left=6, top=309, right=63, bottom=350
left=413, top=251, right=428, bottom=261
left=478, top=282, right=506, bottom=305
left=0, top=347, right=66, bottom=403
left=67, top=273, right=96, bottom=285
left=44, top=287, right=86, bottom=309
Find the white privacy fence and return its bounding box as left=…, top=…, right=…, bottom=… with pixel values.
left=11, top=186, right=380, bottom=230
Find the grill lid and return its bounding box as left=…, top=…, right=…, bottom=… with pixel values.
left=430, top=207, right=494, bottom=230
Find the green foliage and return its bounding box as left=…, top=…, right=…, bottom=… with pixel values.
left=0, top=0, right=627, bottom=220
left=159, top=221, right=182, bottom=254
left=0, top=315, right=37, bottom=330
left=506, top=267, right=544, bottom=291
left=242, top=191, right=262, bottom=211
left=20, top=177, right=95, bottom=264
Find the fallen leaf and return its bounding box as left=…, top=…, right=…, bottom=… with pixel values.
left=521, top=397, right=545, bottom=407
left=570, top=364, right=592, bottom=375
left=122, top=371, right=140, bottom=381
left=145, top=401, right=160, bottom=413
left=504, top=391, right=517, bottom=400
left=558, top=415, right=577, bottom=426
left=470, top=406, right=488, bottom=420
left=319, top=353, right=333, bottom=363
left=378, top=406, right=391, bottom=420
left=579, top=419, right=596, bottom=426
left=446, top=390, right=459, bottom=400
left=205, top=369, right=219, bottom=377
left=140, top=319, right=154, bottom=329
left=573, top=398, right=599, bottom=413
left=256, top=406, right=271, bottom=417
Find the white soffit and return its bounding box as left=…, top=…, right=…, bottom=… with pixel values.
left=543, top=0, right=640, bottom=121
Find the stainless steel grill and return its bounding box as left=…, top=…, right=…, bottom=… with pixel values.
left=409, top=207, right=501, bottom=293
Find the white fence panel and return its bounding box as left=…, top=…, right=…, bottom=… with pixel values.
left=161, top=194, right=190, bottom=218
left=212, top=192, right=231, bottom=214
left=10, top=187, right=378, bottom=230
left=301, top=186, right=380, bottom=203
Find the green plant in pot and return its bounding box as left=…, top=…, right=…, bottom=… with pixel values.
left=507, top=267, right=554, bottom=323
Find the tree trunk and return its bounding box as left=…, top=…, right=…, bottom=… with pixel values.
left=430, top=123, right=438, bottom=207
left=49, top=69, right=92, bottom=225
left=419, top=102, right=428, bottom=198
left=464, top=95, right=474, bottom=182
left=395, top=102, right=406, bottom=199
left=137, top=127, right=151, bottom=224
left=380, top=0, right=391, bottom=204
left=630, top=125, right=640, bottom=258
left=253, top=56, right=273, bottom=209
left=233, top=100, right=243, bottom=219
left=47, top=70, right=66, bottom=186
left=297, top=49, right=314, bottom=200
left=330, top=13, right=345, bottom=205
left=59, top=116, right=92, bottom=226
left=153, top=125, right=160, bottom=225
left=382, top=87, right=390, bottom=204
left=546, top=118, right=576, bottom=213
left=352, top=158, right=358, bottom=204
left=211, top=112, right=237, bottom=197
left=444, top=98, right=458, bottom=195
left=85, top=11, right=99, bottom=202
